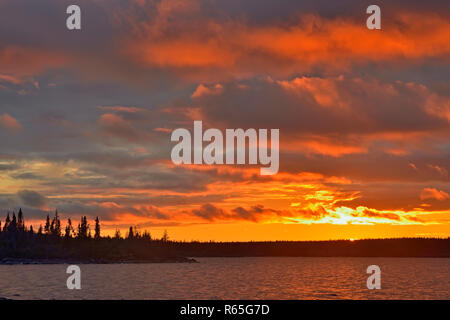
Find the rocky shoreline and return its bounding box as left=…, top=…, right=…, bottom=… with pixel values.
left=0, top=257, right=198, bottom=265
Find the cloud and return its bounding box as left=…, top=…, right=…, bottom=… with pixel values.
left=294, top=206, right=330, bottom=221
left=17, top=190, right=47, bottom=208
left=353, top=208, right=401, bottom=221
left=124, top=11, right=450, bottom=79
left=193, top=76, right=449, bottom=141
left=138, top=205, right=169, bottom=219
left=0, top=163, right=19, bottom=171
left=0, top=113, right=22, bottom=132
left=347, top=208, right=426, bottom=223
left=427, top=164, right=449, bottom=177
left=0, top=0, right=448, bottom=238
left=230, top=205, right=278, bottom=222
left=191, top=203, right=227, bottom=220
left=0, top=74, right=23, bottom=85
left=425, top=93, right=450, bottom=122
left=191, top=84, right=223, bottom=98
left=98, top=113, right=139, bottom=142
left=10, top=172, right=43, bottom=180
left=292, top=138, right=368, bottom=157
left=189, top=203, right=280, bottom=222
left=0, top=46, right=68, bottom=77
left=420, top=188, right=450, bottom=201
left=409, top=163, right=418, bottom=171
left=98, top=105, right=145, bottom=113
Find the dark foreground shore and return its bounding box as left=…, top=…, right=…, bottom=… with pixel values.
left=0, top=257, right=198, bottom=265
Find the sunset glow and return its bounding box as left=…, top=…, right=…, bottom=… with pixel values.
left=0, top=0, right=449, bottom=241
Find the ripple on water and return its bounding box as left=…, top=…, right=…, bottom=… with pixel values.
left=0, top=257, right=448, bottom=299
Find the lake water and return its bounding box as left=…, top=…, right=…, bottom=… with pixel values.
left=0, top=257, right=448, bottom=300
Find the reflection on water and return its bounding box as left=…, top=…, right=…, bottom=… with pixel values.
left=0, top=257, right=448, bottom=300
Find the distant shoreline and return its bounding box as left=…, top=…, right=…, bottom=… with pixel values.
left=2, top=211, right=448, bottom=264
left=1, top=238, right=449, bottom=263
left=170, top=238, right=450, bottom=258
left=0, top=257, right=198, bottom=265
left=1, top=255, right=448, bottom=265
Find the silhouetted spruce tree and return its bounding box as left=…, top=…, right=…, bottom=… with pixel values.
left=142, top=230, right=151, bottom=241
left=77, top=216, right=89, bottom=239
left=9, top=212, right=17, bottom=233
left=51, top=210, right=61, bottom=237
left=114, top=229, right=121, bottom=239
left=44, top=214, right=50, bottom=234
left=17, top=208, right=25, bottom=232
left=37, top=225, right=43, bottom=235
left=3, top=212, right=10, bottom=232
left=29, top=225, right=34, bottom=235
left=94, top=217, right=101, bottom=240
left=127, top=226, right=134, bottom=240
left=162, top=229, right=169, bottom=242
left=50, top=216, right=54, bottom=234
left=64, top=218, right=73, bottom=239
left=134, top=227, right=141, bottom=239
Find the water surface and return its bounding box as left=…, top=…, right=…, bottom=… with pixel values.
left=0, top=257, right=448, bottom=299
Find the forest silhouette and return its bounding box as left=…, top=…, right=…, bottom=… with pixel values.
left=0, top=209, right=449, bottom=264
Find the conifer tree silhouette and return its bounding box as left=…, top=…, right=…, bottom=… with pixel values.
left=44, top=214, right=50, bottom=234
left=77, top=216, right=89, bottom=239
left=3, top=212, right=10, bottom=232
left=65, top=218, right=74, bottom=239
left=127, top=226, right=134, bottom=239
left=9, top=212, right=17, bottom=233
left=17, top=208, right=25, bottom=232
left=51, top=210, right=61, bottom=237
left=94, top=217, right=101, bottom=240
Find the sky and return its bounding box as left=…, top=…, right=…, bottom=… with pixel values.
left=0, top=0, right=449, bottom=241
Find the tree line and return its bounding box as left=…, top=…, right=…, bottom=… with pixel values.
left=1, top=209, right=449, bottom=261
left=0, top=208, right=169, bottom=241
left=0, top=209, right=178, bottom=263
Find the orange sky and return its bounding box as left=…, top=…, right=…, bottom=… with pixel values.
left=0, top=0, right=449, bottom=240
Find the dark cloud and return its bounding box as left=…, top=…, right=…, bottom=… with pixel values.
left=353, top=209, right=401, bottom=221
left=17, top=190, right=47, bottom=208
left=191, top=204, right=281, bottom=222
left=0, top=0, right=447, bottom=234
left=191, top=204, right=227, bottom=221
left=349, top=208, right=425, bottom=223
left=0, top=163, right=19, bottom=171
left=293, top=206, right=330, bottom=221
left=0, top=194, right=16, bottom=209
left=11, top=172, right=44, bottom=180
left=194, top=77, right=449, bottom=135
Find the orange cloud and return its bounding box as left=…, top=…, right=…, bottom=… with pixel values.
left=278, top=77, right=347, bottom=109
left=0, top=73, right=23, bottom=85
left=427, top=164, right=449, bottom=177
left=420, top=188, right=450, bottom=201
left=98, top=113, right=139, bottom=141
left=191, top=83, right=223, bottom=98
left=425, top=93, right=450, bottom=122
left=124, top=12, right=450, bottom=78
left=0, top=46, right=68, bottom=77
left=191, top=75, right=449, bottom=160
left=290, top=139, right=368, bottom=157
left=0, top=113, right=22, bottom=132
left=98, top=105, right=145, bottom=113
